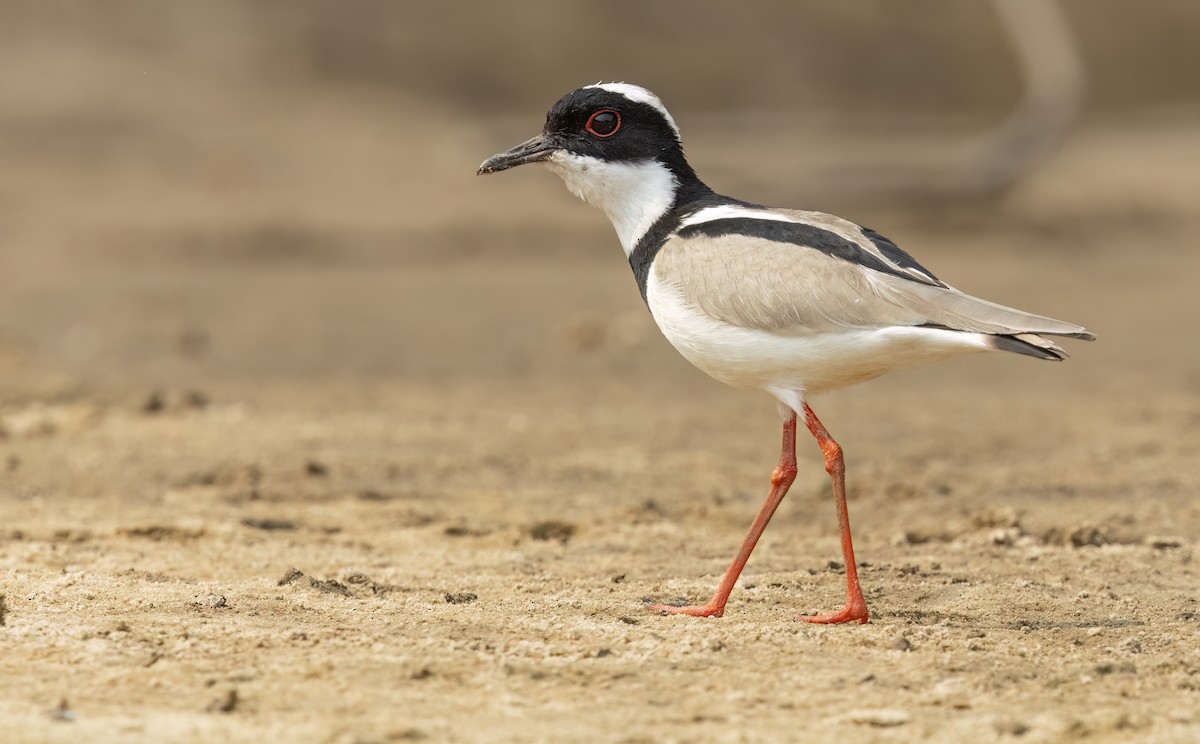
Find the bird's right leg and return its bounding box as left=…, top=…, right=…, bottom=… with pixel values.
left=798, top=402, right=869, bottom=624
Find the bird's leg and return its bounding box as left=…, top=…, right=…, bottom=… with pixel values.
left=648, top=412, right=798, bottom=618
left=799, top=403, right=869, bottom=624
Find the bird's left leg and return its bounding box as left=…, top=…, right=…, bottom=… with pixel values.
left=647, top=410, right=798, bottom=617
left=798, top=402, right=869, bottom=624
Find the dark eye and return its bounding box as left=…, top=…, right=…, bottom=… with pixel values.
left=585, top=109, right=621, bottom=137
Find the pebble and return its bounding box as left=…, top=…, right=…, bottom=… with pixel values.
left=846, top=709, right=910, bottom=727
left=193, top=594, right=228, bottom=609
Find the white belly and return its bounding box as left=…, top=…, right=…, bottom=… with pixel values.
left=645, top=272, right=989, bottom=396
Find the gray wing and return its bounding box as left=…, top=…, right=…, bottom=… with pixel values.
left=652, top=223, right=1092, bottom=340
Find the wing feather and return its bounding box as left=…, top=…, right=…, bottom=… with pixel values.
left=653, top=226, right=1092, bottom=340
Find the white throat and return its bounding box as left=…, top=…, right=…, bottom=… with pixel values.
left=547, top=153, right=678, bottom=256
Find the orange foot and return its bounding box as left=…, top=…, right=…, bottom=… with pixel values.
left=645, top=600, right=725, bottom=618
left=799, top=598, right=869, bottom=625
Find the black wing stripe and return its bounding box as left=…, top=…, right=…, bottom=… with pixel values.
left=675, top=217, right=945, bottom=288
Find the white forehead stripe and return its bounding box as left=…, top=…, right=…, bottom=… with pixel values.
left=585, top=82, right=680, bottom=139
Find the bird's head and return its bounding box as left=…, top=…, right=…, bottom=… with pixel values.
left=478, top=83, right=704, bottom=253
left=477, top=83, right=687, bottom=175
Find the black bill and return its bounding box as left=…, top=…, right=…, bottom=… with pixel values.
left=477, top=135, right=559, bottom=175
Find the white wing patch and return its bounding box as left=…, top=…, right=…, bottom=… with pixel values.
left=678, top=205, right=801, bottom=229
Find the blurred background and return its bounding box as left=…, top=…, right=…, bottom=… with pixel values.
left=0, top=0, right=1197, bottom=397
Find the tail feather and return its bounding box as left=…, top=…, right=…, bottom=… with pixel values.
left=879, top=275, right=1095, bottom=340
left=990, top=333, right=1069, bottom=361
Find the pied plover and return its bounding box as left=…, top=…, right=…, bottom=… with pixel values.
left=477, top=83, right=1093, bottom=623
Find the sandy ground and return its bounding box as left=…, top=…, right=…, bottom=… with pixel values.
left=2, top=47, right=1200, bottom=742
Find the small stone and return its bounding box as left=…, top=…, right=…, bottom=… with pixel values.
left=846, top=709, right=909, bottom=727
left=990, top=528, right=1018, bottom=546
left=1147, top=536, right=1183, bottom=549
left=993, top=719, right=1029, bottom=736
left=1045, top=523, right=1111, bottom=547
left=240, top=517, right=296, bottom=531
left=445, top=592, right=478, bottom=605
left=142, top=392, right=166, bottom=414
left=193, top=594, right=227, bottom=609
left=207, top=689, right=238, bottom=713
left=304, top=460, right=328, bottom=477
left=308, top=578, right=351, bottom=596
left=49, top=698, right=74, bottom=722
left=972, top=506, right=1020, bottom=529
left=530, top=521, right=576, bottom=543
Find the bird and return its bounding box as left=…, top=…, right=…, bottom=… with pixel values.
left=476, top=83, right=1093, bottom=623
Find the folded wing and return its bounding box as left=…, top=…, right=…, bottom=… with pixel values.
left=653, top=216, right=1093, bottom=344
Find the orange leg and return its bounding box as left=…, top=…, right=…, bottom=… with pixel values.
left=648, top=412, right=798, bottom=617
left=798, top=402, right=869, bottom=624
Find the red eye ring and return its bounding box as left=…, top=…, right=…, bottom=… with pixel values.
left=585, top=109, right=621, bottom=137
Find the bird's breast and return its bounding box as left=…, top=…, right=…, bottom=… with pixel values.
left=645, top=268, right=799, bottom=390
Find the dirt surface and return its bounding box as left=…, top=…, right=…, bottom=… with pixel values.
left=3, top=8, right=1200, bottom=743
